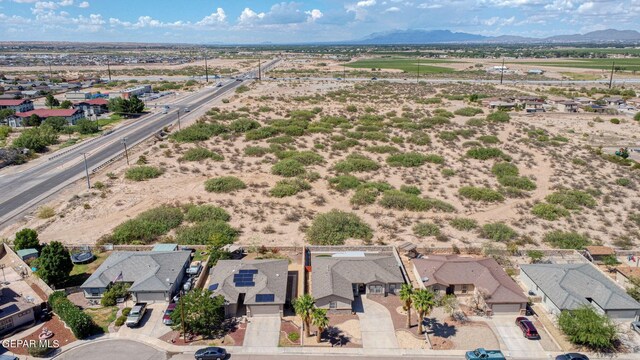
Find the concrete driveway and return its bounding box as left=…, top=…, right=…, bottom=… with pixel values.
left=490, top=315, right=545, bottom=357
left=357, top=296, right=399, bottom=349
left=244, top=316, right=281, bottom=347
left=119, top=303, right=172, bottom=339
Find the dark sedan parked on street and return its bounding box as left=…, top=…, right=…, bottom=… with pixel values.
left=194, top=347, right=226, bottom=360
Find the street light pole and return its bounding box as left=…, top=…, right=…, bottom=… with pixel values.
left=417, top=60, right=420, bottom=84
left=177, top=109, right=181, bottom=130
left=258, top=58, right=262, bottom=81
left=82, top=153, right=91, bottom=189
left=121, top=138, right=129, bottom=165
left=204, top=56, right=209, bottom=83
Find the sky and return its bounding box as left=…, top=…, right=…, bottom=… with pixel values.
left=1, top=0, right=639, bottom=43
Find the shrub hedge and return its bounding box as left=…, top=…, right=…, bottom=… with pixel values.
left=49, top=292, right=99, bottom=339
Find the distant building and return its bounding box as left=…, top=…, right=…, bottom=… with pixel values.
left=73, top=98, right=109, bottom=117
left=0, top=99, right=34, bottom=113
left=16, top=248, right=38, bottom=262
left=65, top=91, right=91, bottom=101
left=109, top=85, right=152, bottom=100
left=527, top=69, right=544, bottom=75
left=11, top=108, right=83, bottom=127
left=557, top=101, right=579, bottom=113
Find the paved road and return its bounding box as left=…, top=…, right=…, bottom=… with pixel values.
left=54, top=339, right=167, bottom=360
left=0, top=60, right=279, bottom=228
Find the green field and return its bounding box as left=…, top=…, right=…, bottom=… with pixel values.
left=513, top=58, right=640, bottom=71
left=345, top=58, right=457, bottom=74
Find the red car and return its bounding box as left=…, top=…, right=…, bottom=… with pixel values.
left=163, top=303, right=176, bottom=325
left=515, top=316, right=539, bottom=339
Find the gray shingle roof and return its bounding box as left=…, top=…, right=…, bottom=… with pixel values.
left=413, top=255, right=527, bottom=304
left=311, top=255, right=404, bottom=301
left=521, top=263, right=640, bottom=311
left=80, top=251, right=190, bottom=292
left=208, top=260, right=288, bottom=305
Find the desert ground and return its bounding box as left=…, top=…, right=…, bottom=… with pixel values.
left=3, top=66, right=639, bottom=252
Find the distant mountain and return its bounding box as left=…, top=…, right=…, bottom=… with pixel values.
left=350, top=29, right=640, bottom=45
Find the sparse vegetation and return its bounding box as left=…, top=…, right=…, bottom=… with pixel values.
left=543, top=230, right=591, bottom=249
left=449, top=217, right=478, bottom=231
left=413, top=222, right=441, bottom=237
left=180, top=147, right=224, bottom=162
left=110, top=205, right=184, bottom=244
left=204, top=176, right=246, bottom=193
left=481, top=223, right=518, bottom=242
left=125, top=166, right=164, bottom=181
left=306, top=210, right=373, bottom=245
left=270, top=179, right=311, bottom=197
left=459, top=186, right=504, bottom=202
left=333, top=153, right=380, bottom=173
left=531, top=203, right=570, bottom=221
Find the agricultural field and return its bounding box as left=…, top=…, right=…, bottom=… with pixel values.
left=512, top=58, right=640, bottom=72
left=4, top=78, right=640, bottom=254
left=345, top=58, right=458, bottom=74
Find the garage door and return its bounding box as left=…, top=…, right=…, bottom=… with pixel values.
left=491, top=303, right=522, bottom=313
left=607, top=310, right=638, bottom=319
left=249, top=305, right=280, bottom=317
left=135, top=292, right=167, bottom=303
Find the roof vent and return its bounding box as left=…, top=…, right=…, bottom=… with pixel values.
left=421, top=277, right=429, bottom=283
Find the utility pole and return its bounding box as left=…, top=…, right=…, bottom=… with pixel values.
left=258, top=58, right=262, bottom=81
left=417, top=60, right=420, bottom=84
left=181, top=296, right=186, bottom=342
left=48, top=62, right=53, bottom=80
left=177, top=109, right=181, bottom=130
left=609, top=60, right=615, bottom=89
left=204, top=56, right=209, bottom=83
left=82, top=153, right=91, bottom=189
left=500, top=58, right=505, bottom=85
left=107, top=62, right=112, bottom=82
left=121, top=137, right=129, bottom=165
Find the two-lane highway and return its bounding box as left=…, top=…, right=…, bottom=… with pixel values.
left=0, top=59, right=279, bottom=228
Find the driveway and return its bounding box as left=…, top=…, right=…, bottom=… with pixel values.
left=56, top=339, right=166, bottom=360
left=244, top=316, right=281, bottom=347
left=490, top=315, right=545, bottom=357
left=357, top=296, right=399, bottom=349
left=118, top=303, right=172, bottom=339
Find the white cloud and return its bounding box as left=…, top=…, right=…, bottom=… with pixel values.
left=305, top=9, right=323, bottom=22
left=12, top=0, right=39, bottom=3
left=357, top=0, right=376, bottom=6
left=196, top=7, right=226, bottom=26
left=58, top=0, right=72, bottom=6
left=238, top=7, right=265, bottom=24
left=78, top=1, right=88, bottom=7
left=417, top=3, right=443, bottom=9
left=383, top=6, right=400, bottom=12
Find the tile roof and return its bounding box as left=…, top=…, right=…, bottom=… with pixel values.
left=75, top=98, right=109, bottom=106
left=0, top=99, right=30, bottom=106
left=311, top=255, right=404, bottom=301
left=521, top=263, right=640, bottom=311
left=16, top=109, right=80, bottom=118
left=616, top=267, right=640, bottom=280
left=413, top=255, right=527, bottom=304
left=208, top=259, right=288, bottom=305
left=80, top=251, right=191, bottom=292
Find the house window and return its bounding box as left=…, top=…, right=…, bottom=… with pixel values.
left=461, top=284, right=468, bottom=294
left=329, top=301, right=337, bottom=309
left=370, top=285, right=384, bottom=295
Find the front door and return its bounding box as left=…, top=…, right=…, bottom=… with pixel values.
left=446, top=285, right=454, bottom=295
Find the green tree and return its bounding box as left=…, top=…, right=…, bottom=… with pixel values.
left=34, top=241, right=73, bottom=288
left=412, top=288, right=436, bottom=335
left=170, top=289, right=225, bottom=338
left=311, top=308, right=329, bottom=343
left=602, top=255, right=621, bottom=272
left=12, top=125, right=58, bottom=152
left=441, top=294, right=458, bottom=318
left=127, top=95, right=145, bottom=114
left=76, top=119, right=99, bottom=134
left=293, top=294, right=315, bottom=338
left=206, top=233, right=232, bottom=266
left=45, top=94, right=60, bottom=109
left=14, top=228, right=40, bottom=251
left=100, top=282, right=130, bottom=307
left=399, top=283, right=414, bottom=329
left=43, top=117, right=68, bottom=132
left=59, top=100, right=73, bottom=109
left=24, top=114, right=42, bottom=127
left=558, top=306, right=617, bottom=351
left=0, top=109, right=15, bottom=121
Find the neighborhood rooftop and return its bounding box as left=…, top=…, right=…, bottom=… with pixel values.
left=208, top=259, right=288, bottom=306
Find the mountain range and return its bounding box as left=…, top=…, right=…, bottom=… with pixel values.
left=350, top=29, right=640, bottom=45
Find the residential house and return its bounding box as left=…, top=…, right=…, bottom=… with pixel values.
left=557, top=101, right=579, bottom=113
left=516, top=96, right=545, bottom=104
left=524, top=102, right=545, bottom=113
left=109, top=85, right=152, bottom=99
left=584, top=246, right=615, bottom=263
left=574, top=97, right=594, bottom=105
left=616, top=267, right=640, bottom=289
left=583, top=104, right=607, bottom=113
left=311, top=252, right=405, bottom=312
left=207, top=259, right=290, bottom=317
left=520, top=263, right=640, bottom=319
left=65, top=91, right=91, bottom=101
left=11, top=108, right=83, bottom=127
left=412, top=255, right=528, bottom=314
left=601, top=97, right=625, bottom=107
left=0, top=99, right=34, bottom=113
left=73, top=98, right=109, bottom=117
left=488, top=100, right=516, bottom=110
left=80, top=251, right=191, bottom=303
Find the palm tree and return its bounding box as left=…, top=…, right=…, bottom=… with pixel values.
left=399, top=283, right=414, bottom=329
left=293, top=294, right=315, bottom=337
left=311, top=308, right=329, bottom=343
left=412, top=288, right=436, bottom=335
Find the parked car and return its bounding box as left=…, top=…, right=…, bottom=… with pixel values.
left=125, top=303, right=147, bottom=328
left=235, top=78, right=243, bottom=82
left=465, top=348, right=506, bottom=360
left=187, top=261, right=202, bottom=276
left=515, top=316, right=540, bottom=339
left=371, top=77, right=378, bottom=80
left=555, top=353, right=589, bottom=360
left=216, top=83, right=223, bottom=87
left=194, top=346, right=227, bottom=360
left=184, top=107, right=190, bottom=112
left=163, top=303, right=177, bottom=325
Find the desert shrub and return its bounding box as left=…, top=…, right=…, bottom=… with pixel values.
left=441, top=168, right=456, bottom=177
left=438, top=131, right=458, bottom=142
left=379, top=190, right=455, bottom=212
left=635, top=112, right=640, bottom=121
left=111, top=205, right=184, bottom=244
left=204, top=176, right=246, bottom=193
left=276, top=150, right=324, bottom=165
left=185, top=205, right=231, bottom=223
left=543, top=231, right=591, bottom=249
left=531, top=203, right=569, bottom=221
left=245, top=126, right=278, bottom=140
left=365, top=145, right=399, bottom=154
left=497, top=176, right=536, bottom=190
left=615, top=178, right=631, bottom=187
left=270, top=179, right=311, bottom=197
left=558, top=306, right=617, bottom=351
left=400, top=185, right=421, bottom=195
left=37, top=206, right=56, bottom=219
left=331, top=139, right=360, bottom=150
left=546, top=190, right=596, bottom=210
left=449, top=217, right=478, bottom=231
left=486, top=111, right=510, bottom=123
left=459, top=186, right=504, bottom=202
left=272, top=159, right=306, bottom=177
left=481, top=223, right=517, bottom=242
left=12, top=125, right=58, bottom=152
left=478, top=135, right=500, bottom=144
left=491, top=162, right=519, bottom=177
left=229, top=118, right=260, bottom=133
left=454, top=107, right=484, bottom=117
left=170, top=122, right=227, bottom=142
left=610, top=118, right=620, bottom=124
left=466, top=118, right=486, bottom=127
left=244, top=146, right=270, bottom=157
left=176, top=220, right=238, bottom=245
left=407, top=131, right=431, bottom=145
left=125, top=166, right=164, bottom=181
left=350, top=187, right=379, bottom=206
left=180, top=147, right=223, bottom=162
left=333, top=153, right=380, bottom=173
left=329, top=175, right=361, bottom=191
left=267, top=135, right=295, bottom=144
left=49, top=292, right=100, bottom=339
left=306, top=210, right=373, bottom=245
left=386, top=152, right=428, bottom=167
left=413, top=222, right=441, bottom=237
left=629, top=213, right=640, bottom=227
left=466, top=147, right=510, bottom=161
left=28, top=342, right=52, bottom=357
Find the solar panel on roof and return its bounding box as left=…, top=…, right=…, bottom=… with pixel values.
left=208, top=283, right=219, bottom=291
left=239, top=269, right=258, bottom=275
left=255, top=294, right=275, bottom=303
left=236, top=281, right=255, bottom=287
